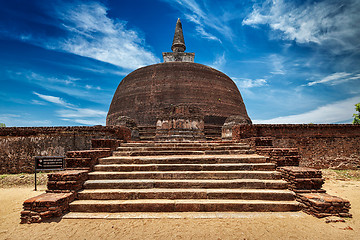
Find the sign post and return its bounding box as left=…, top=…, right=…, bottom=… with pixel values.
left=34, top=156, right=64, bottom=191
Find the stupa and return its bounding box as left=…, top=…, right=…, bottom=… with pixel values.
left=106, top=19, right=251, bottom=133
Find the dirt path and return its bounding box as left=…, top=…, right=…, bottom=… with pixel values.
left=0, top=176, right=359, bottom=239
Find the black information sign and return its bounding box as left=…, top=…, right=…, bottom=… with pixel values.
left=34, top=156, right=64, bottom=191
left=35, top=156, right=64, bottom=170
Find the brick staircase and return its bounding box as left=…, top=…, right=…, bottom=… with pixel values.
left=138, top=126, right=156, bottom=141
left=139, top=125, right=223, bottom=141
left=204, top=125, right=222, bottom=140
left=68, top=141, right=300, bottom=214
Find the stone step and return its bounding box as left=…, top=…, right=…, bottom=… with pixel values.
left=139, top=129, right=156, bottom=132
left=139, top=133, right=156, bottom=137
left=88, top=171, right=281, bottom=180
left=99, top=155, right=267, bottom=165
left=204, top=131, right=221, bottom=135
left=116, top=145, right=249, bottom=152
left=77, top=188, right=295, bottom=201
left=139, top=137, right=155, bottom=141
left=84, top=179, right=288, bottom=189
left=113, top=150, right=252, bottom=156
left=63, top=212, right=304, bottom=219
left=120, top=142, right=241, bottom=148
left=69, top=199, right=301, bottom=212
left=94, top=163, right=275, bottom=172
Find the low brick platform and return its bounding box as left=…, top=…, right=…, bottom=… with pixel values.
left=298, top=193, right=352, bottom=218
left=47, top=170, right=88, bottom=192
left=257, top=148, right=300, bottom=167
left=21, top=192, right=75, bottom=224
left=278, top=166, right=351, bottom=218
left=278, top=166, right=324, bottom=193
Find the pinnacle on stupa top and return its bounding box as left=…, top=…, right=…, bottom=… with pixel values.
left=162, top=18, right=195, bottom=62
left=171, top=18, right=186, bottom=52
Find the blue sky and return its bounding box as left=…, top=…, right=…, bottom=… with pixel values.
left=0, top=0, right=359, bottom=126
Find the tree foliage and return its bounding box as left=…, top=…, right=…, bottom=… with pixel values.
left=0, top=123, right=6, bottom=127
left=353, top=103, right=360, bottom=124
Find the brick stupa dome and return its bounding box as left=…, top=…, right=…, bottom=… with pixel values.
left=106, top=19, right=251, bottom=127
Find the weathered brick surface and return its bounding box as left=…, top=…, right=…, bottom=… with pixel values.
left=278, top=166, right=324, bottom=192
left=0, top=126, right=130, bottom=174
left=47, top=170, right=88, bottom=192
left=107, top=62, right=251, bottom=127
left=233, top=124, right=360, bottom=169
left=257, top=148, right=300, bottom=167
left=254, top=137, right=273, bottom=147
left=298, top=193, right=352, bottom=218
left=65, top=149, right=111, bottom=171
left=277, top=166, right=351, bottom=218
left=21, top=192, right=75, bottom=224
left=91, top=139, right=123, bottom=151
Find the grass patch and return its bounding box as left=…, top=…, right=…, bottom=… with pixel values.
left=0, top=172, right=48, bottom=188
left=323, top=169, right=360, bottom=181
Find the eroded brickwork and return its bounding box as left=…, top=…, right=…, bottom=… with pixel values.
left=233, top=124, right=360, bottom=169
left=21, top=192, right=75, bottom=224
left=278, top=166, right=351, bottom=218
left=0, top=126, right=130, bottom=174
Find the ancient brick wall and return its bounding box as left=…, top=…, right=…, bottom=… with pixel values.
left=0, top=126, right=131, bottom=174
left=233, top=124, right=360, bottom=169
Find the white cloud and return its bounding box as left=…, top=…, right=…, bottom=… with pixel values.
left=307, top=72, right=360, bottom=86
left=269, top=54, right=285, bottom=75
left=233, top=78, right=267, bottom=89
left=33, top=91, right=107, bottom=125
left=210, top=53, right=226, bottom=70
left=52, top=1, right=159, bottom=69
left=72, top=119, right=105, bottom=126
left=6, top=1, right=159, bottom=69
left=33, top=92, right=71, bottom=107
left=163, top=0, right=232, bottom=42
left=0, top=114, right=52, bottom=127
left=253, top=97, right=360, bottom=124
left=57, top=108, right=107, bottom=118
left=29, top=72, right=79, bottom=86
left=195, top=25, right=221, bottom=43
left=85, top=85, right=101, bottom=90
left=307, top=72, right=351, bottom=86
left=31, top=100, right=47, bottom=105
left=9, top=70, right=110, bottom=104
left=59, top=108, right=107, bottom=126
left=243, top=0, right=360, bottom=54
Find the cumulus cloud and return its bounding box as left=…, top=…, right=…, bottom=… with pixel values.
left=243, top=0, right=360, bottom=54
left=306, top=72, right=360, bottom=86
left=4, top=1, right=158, bottom=69
left=253, top=96, right=360, bottom=124
left=51, top=1, right=159, bottom=69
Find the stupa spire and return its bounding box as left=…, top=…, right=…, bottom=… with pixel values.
left=162, top=18, right=194, bottom=62
left=171, top=18, right=186, bottom=52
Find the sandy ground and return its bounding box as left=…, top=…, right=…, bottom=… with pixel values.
left=0, top=173, right=359, bottom=240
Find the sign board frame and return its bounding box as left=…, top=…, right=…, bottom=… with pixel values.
left=34, top=156, right=64, bottom=191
